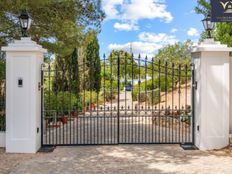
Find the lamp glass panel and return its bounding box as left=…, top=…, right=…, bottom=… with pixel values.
left=20, top=18, right=28, bottom=29
left=208, top=21, right=215, bottom=30
left=27, top=18, right=32, bottom=29
left=202, top=20, right=208, bottom=30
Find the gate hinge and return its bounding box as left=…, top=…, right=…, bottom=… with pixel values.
left=193, top=81, right=197, bottom=90
left=38, top=82, right=44, bottom=91
left=41, top=63, right=45, bottom=71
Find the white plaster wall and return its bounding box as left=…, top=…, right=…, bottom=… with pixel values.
left=0, top=132, right=5, bottom=147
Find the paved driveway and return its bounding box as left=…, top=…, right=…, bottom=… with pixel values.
left=1, top=145, right=232, bottom=174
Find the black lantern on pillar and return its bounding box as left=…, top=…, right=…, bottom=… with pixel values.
left=202, top=14, right=215, bottom=38
left=18, top=10, right=32, bottom=37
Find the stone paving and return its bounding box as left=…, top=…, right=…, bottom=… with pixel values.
left=1, top=144, right=232, bottom=174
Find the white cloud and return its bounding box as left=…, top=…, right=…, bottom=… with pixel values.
left=108, top=32, right=178, bottom=58
left=102, top=0, right=123, bottom=19
left=120, top=0, right=173, bottom=23
left=109, top=42, right=162, bottom=58
left=185, top=9, right=195, bottom=15
left=187, top=27, right=199, bottom=37
left=102, top=0, right=173, bottom=31
left=114, top=22, right=139, bottom=31
left=171, top=28, right=178, bottom=33
left=146, top=24, right=152, bottom=29
left=138, top=32, right=178, bottom=45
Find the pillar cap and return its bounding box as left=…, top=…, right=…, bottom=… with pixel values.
left=2, top=37, right=47, bottom=53
left=192, top=38, right=232, bottom=53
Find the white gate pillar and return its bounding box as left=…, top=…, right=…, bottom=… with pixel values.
left=230, top=58, right=232, bottom=133
left=192, top=39, right=232, bottom=150
left=2, top=38, right=46, bottom=153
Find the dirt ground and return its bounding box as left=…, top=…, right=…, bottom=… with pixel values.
left=0, top=140, right=232, bottom=174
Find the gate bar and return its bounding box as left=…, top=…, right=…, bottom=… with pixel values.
left=117, top=54, right=120, bottom=144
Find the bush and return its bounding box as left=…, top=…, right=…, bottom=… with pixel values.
left=153, top=75, right=173, bottom=92
left=132, top=75, right=174, bottom=102
left=98, top=80, right=123, bottom=103
left=81, top=91, right=98, bottom=106
left=44, top=90, right=79, bottom=116
left=132, top=80, right=154, bottom=101
left=99, top=89, right=117, bottom=102
left=133, top=89, right=160, bottom=104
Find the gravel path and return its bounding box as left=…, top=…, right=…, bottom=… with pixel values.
left=1, top=144, right=232, bottom=174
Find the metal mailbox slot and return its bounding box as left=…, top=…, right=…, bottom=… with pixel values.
left=18, top=78, right=23, bottom=87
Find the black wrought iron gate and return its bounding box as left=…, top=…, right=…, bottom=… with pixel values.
left=41, top=54, right=194, bottom=146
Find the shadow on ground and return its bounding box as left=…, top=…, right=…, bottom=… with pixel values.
left=1, top=145, right=232, bottom=174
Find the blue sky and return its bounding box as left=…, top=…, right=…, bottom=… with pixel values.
left=99, top=0, right=204, bottom=58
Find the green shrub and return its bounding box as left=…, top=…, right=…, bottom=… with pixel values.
left=99, top=80, right=124, bottom=103
left=132, top=80, right=154, bottom=101
left=44, top=90, right=78, bottom=115
left=153, top=75, right=173, bottom=92
left=99, top=89, right=117, bottom=102
left=132, top=75, right=174, bottom=102
left=81, top=91, right=98, bottom=105
left=133, top=89, right=160, bottom=104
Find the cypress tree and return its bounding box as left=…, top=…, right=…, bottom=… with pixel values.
left=71, top=48, right=80, bottom=96
left=86, top=33, right=101, bottom=93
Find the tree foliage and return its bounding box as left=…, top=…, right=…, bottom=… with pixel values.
left=195, top=0, right=232, bottom=47
left=154, top=41, right=192, bottom=64
left=107, top=50, right=139, bottom=79
left=215, top=23, right=232, bottom=47
left=0, top=0, right=105, bottom=57
left=195, top=0, right=211, bottom=16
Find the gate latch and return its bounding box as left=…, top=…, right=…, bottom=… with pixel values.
left=193, top=81, right=197, bottom=90
left=38, top=82, right=42, bottom=91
